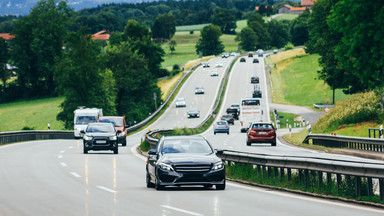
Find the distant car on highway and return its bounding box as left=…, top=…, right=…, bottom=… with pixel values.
left=253, top=58, right=259, bottom=63
left=221, top=114, right=234, bottom=125
left=246, top=122, right=276, bottom=146
left=202, top=62, right=210, bottom=68
left=146, top=135, right=226, bottom=190
left=187, top=108, right=200, bottom=118
left=222, top=52, right=229, bottom=58
left=240, top=57, right=246, bottom=62
left=251, top=76, right=259, bottom=84
left=213, top=120, right=229, bottom=135
left=252, top=85, right=262, bottom=98
left=230, top=52, right=236, bottom=56
left=215, top=61, right=223, bottom=68
left=81, top=123, right=121, bottom=154
left=210, top=70, right=219, bottom=76
left=248, top=52, right=253, bottom=57
left=175, top=98, right=186, bottom=107
left=195, top=86, right=205, bottom=94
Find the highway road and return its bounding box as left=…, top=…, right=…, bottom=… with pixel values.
left=0, top=55, right=383, bottom=215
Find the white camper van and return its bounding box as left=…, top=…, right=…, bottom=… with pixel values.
left=73, top=108, right=103, bottom=138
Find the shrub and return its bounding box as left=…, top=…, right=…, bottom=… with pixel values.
left=284, top=42, right=294, bottom=50
left=22, top=126, right=35, bottom=130
left=313, top=91, right=382, bottom=133
left=190, top=31, right=194, bottom=34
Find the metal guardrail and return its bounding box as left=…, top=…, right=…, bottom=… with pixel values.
left=303, top=134, right=384, bottom=152
left=126, top=63, right=201, bottom=133
left=145, top=129, right=384, bottom=200
left=0, top=130, right=73, bottom=145
left=313, top=103, right=335, bottom=109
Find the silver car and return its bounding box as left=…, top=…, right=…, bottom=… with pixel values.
left=195, top=86, right=205, bottom=94
left=175, top=98, right=186, bottom=107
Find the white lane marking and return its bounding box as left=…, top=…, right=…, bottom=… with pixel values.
left=69, top=146, right=73, bottom=149
left=60, top=162, right=67, bottom=167
left=60, top=150, right=65, bottom=153
left=131, top=144, right=146, bottom=161
left=70, top=172, right=81, bottom=178
left=228, top=182, right=384, bottom=214
left=161, top=205, right=203, bottom=216
left=58, top=155, right=63, bottom=159
left=97, top=186, right=117, bottom=193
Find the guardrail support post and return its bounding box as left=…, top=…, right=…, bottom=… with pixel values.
left=299, top=169, right=303, bottom=184
left=304, top=170, right=309, bottom=188
left=356, top=176, right=361, bottom=198
left=267, top=166, right=272, bottom=179
left=262, top=166, right=266, bottom=179
left=337, top=174, right=342, bottom=193
left=380, top=179, right=384, bottom=201
left=368, top=177, right=373, bottom=197
left=287, top=168, right=291, bottom=181
left=280, top=168, right=285, bottom=182
left=257, top=165, right=261, bottom=174
left=318, top=171, right=323, bottom=188
left=274, top=167, right=278, bottom=178
left=327, top=173, right=332, bottom=190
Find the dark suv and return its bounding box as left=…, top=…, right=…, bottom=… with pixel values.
left=81, top=123, right=122, bottom=154
left=251, top=76, right=259, bottom=84
left=246, top=122, right=276, bottom=146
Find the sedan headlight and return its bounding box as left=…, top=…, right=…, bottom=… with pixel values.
left=109, top=136, right=117, bottom=141
left=158, top=163, right=174, bottom=171
left=83, top=135, right=93, bottom=141
left=212, top=161, right=224, bottom=170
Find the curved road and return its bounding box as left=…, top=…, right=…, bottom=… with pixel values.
left=0, top=56, right=383, bottom=215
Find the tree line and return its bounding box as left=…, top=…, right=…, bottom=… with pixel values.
left=0, top=0, right=164, bottom=128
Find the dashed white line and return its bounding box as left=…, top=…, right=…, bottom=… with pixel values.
left=97, top=186, right=117, bottom=193
left=60, top=150, right=65, bottom=153
left=70, top=172, right=81, bottom=178
left=60, top=162, right=67, bottom=167
left=69, top=146, right=73, bottom=149
left=58, top=155, right=63, bottom=159
left=161, top=205, right=203, bottom=216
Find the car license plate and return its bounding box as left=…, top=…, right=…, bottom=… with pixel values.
left=258, top=132, right=267, bottom=134
left=96, top=140, right=107, bottom=144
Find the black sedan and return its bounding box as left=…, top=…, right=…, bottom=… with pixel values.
left=187, top=108, right=200, bottom=118
left=81, top=123, right=121, bottom=154
left=252, top=89, right=262, bottom=98
left=253, top=58, right=259, bottom=63
left=146, top=136, right=226, bottom=190
left=221, top=114, right=234, bottom=125
left=240, top=57, right=246, bottom=62
left=251, top=76, right=259, bottom=84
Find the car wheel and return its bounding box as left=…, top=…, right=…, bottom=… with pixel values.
left=246, top=141, right=251, bottom=146
left=114, top=147, right=118, bottom=154
left=214, top=132, right=216, bottom=135
left=227, top=132, right=229, bottom=135
left=216, top=182, right=226, bottom=190
left=271, top=141, right=277, bottom=146
left=146, top=172, right=155, bottom=188
left=155, top=176, right=164, bottom=191
left=122, top=139, right=127, bottom=147
left=83, top=147, right=88, bottom=154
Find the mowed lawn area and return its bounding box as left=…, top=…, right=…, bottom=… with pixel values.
left=267, top=48, right=350, bottom=106
left=0, top=97, right=65, bottom=132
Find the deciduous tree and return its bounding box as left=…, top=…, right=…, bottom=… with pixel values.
left=196, top=24, right=224, bottom=56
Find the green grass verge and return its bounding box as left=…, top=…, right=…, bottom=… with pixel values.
left=267, top=49, right=350, bottom=106
left=273, top=14, right=299, bottom=21
left=270, top=111, right=299, bottom=129
left=226, top=162, right=384, bottom=204
left=0, top=97, right=65, bottom=132
left=176, top=23, right=209, bottom=32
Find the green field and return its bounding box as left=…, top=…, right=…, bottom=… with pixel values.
left=162, top=32, right=239, bottom=67
left=176, top=23, right=209, bottom=32
left=274, top=14, right=299, bottom=21
left=267, top=49, right=350, bottom=106
left=0, top=97, right=65, bottom=132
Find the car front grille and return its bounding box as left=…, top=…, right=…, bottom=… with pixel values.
left=93, top=139, right=109, bottom=145
left=174, top=164, right=211, bottom=173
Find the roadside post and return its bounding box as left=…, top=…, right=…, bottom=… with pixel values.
left=380, top=125, right=383, bottom=139
left=289, top=125, right=292, bottom=137
left=48, top=123, right=50, bottom=131
left=286, top=119, right=288, bottom=128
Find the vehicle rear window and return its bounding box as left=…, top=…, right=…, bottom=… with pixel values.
left=242, top=99, right=260, bottom=106
left=162, top=139, right=213, bottom=154
left=216, top=121, right=227, bottom=125
left=252, top=124, right=273, bottom=129
left=222, top=115, right=232, bottom=118
left=99, top=118, right=123, bottom=127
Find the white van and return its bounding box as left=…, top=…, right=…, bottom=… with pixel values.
left=73, top=108, right=103, bottom=138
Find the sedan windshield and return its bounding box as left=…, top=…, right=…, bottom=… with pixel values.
left=86, top=124, right=115, bottom=133
left=161, top=139, right=213, bottom=154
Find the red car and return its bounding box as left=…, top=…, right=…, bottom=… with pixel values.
left=99, top=116, right=128, bottom=146
left=246, top=122, right=276, bottom=146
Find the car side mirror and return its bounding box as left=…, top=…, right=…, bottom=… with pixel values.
left=148, top=149, right=157, bottom=155
left=80, top=130, right=85, bottom=134
left=215, top=149, right=224, bottom=154
left=117, top=130, right=122, bottom=134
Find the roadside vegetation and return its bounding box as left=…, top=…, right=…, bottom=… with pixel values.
left=267, top=48, right=350, bottom=106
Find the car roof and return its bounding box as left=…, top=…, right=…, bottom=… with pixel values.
left=99, top=116, right=124, bottom=119
left=164, top=135, right=205, bottom=140
left=88, top=122, right=114, bottom=126
left=252, top=122, right=273, bottom=125
left=216, top=120, right=228, bottom=123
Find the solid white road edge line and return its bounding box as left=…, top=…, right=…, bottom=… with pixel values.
left=228, top=182, right=384, bottom=214
left=132, top=144, right=146, bottom=161
left=97, top=186, right=117, bottom=193
left=161, top=205, right=203, bottom=216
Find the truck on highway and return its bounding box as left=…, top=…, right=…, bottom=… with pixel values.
left=239, top=98, right=262, bottom=132
left=74, top=108, right=103, bottom=138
